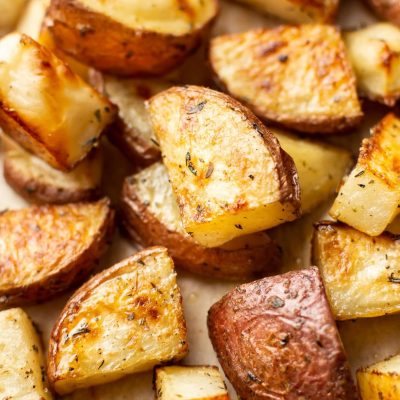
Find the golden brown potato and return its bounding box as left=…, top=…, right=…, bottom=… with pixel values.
left=330, top=113, right=400, bottom=236
left=365, top=0, right=400, bottom=27
left=47, top=247, right=188, bottom=395
left=46, top=0, right=219, bottom=76
left=0, top=198, right=114, bottom=306
left=357, top=354, right=400, bottom=400
left=154, top=365, right=229, bottom=400
left=313, top=221, right=400, bottom=320
left=0, top=308, right=53, bottom=399
left=232, top=0, right=338, bottom=23
left=208, top=267, right=357, bottom=399
left=0, top=32, right=115, bottom=171
left=148, top=85, right=300, bottom=248
left=210, top=25, right=363, bottom=134
left=345, top=23, right=400, bottom=106
left=122, top=162, right=282, bottom=280
left=0, top=0, right=28, bottom=36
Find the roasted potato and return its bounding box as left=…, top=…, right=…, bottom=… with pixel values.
left=0, top=308, right=53, bottom=399
left=233, top=0, right=338, bottom=23
left=357, top=353, right=400, bottom=399
left=330, top=113, right=400, bottom=236
left=0, top=33, right=115, bottom=171
left=208, top=267, right=357, bottom=399
left=46, top=0, right=219, bottom=76
left=313, top=221, right=400, bottom=320
left=154, top=365, right=229, bottom=400
left=273, top=128, right=352, bottom=213
left=0, top=198, right=114, bottom=306
left=210, top=25, right=363, bottom=134
left=365, top=0, right=400, bottom=27
left=0, top=0, right=28, bottom=36
left=47, top=247, right=188, bottom=395
left=148, top=85, right=300, bottom=248
left=122, top=162, right=282, bottom=280
left=345, top=23, right=400, bottom=106
left=17, top=0, right=49, bottom=39
left=3, top=135, right=103, bottom=204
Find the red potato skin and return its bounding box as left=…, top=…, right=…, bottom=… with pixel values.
left=365, top=0, right=400, bottom=26
left=208, top=267, right=358, bottom=400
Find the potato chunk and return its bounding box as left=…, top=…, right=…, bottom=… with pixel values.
left=0, top=198, right=114, bottom=306
left=208, top=267, right=357, bottom=399
left=47, top=247, right=188, bottom=395
left=357, top=354, right=400, bottom=400
left=46, top=0, right=218, bottom=76
left=122, top=162, right=282, bottom=280
left=345, top=23, right=400, bottom=106
left=313, top=221, right=400, bottom=320
left=330, top=113, right=400, bottom=236
left=0, top=33, right=115, bottom=171
left=154, top=365, right=229, bottom=400
left=148, top=85, right=300, bottom=248
left=17, top=0, right=49, bottom=39
left=0, top=0, right=28, bottom=36
left=0, top=308, right=53, bottom=400
left=210, top=25, right=362, bottom=134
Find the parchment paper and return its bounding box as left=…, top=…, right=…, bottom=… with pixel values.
left=1, top=1, right=399, bottom=398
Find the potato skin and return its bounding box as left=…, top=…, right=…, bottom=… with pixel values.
left=208, top=267, right=357, bottom=400
left=46, top=0, right=218, bottom=76
left=365, top=0, right=400, bottom=26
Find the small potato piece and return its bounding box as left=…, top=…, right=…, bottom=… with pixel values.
left=273, top=128, right=352, bottom=213
left=345, top=23, right=400, bottom=106
left=122, top=162, right=282, bottom=280
left=0, top=0, right=28, bottom=36
left=0, top=198, right=114, bottom=306
left=148, top=86, right=300, bottom=248
left=357, top=354, right=400, bottom=400
left=313, top=221, right=400, bottom=320
left=330, top=113, right=400, bottom=236
left=210, top=25, right=362, bottom=134
left=17, top=0, right=50, bottom=39
left=365, top=0, right=400, bottom=27
left=208, top=267, right=357, bottom=399
left=154, top=365, right=229, bottom=400
left=233, top=0, right=338, bottom=23
left=0, top=308, right=53, bottom=400
left=48, top=247, right=188, bottom=395
left=46, top=0, right=219, bottom=76
left=0, top=33, right=115, bottom=171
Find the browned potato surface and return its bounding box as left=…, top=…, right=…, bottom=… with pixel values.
left=46, top=0, right=219, bottom=76
left=365, top=0, right=400, bottom=26
left=0, top=198, right=114, bottom=306
left=47, top=247, right=188, bottom=395
left=208, top=267, right=357, bottom=399
left=122, top=162, right=281, bottom=280
left=210, top=25, right=362, bottom=134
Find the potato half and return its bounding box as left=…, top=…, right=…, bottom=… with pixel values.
left=46, top=0, right=219, bottom=76
left=122, top=162, right=282, bottom=280
left=345, top=23, right=400, bottom=106
left=210, top=25, right=363, bottom=134
left=0, top=198, right=114, bottom=306
left=0, top=308, right=53, bottom=399
left=148, top=85, right=300, bottom=248
left=0, top=32, right=115, bottom=171
left=330, top=113, right=400, bottom=236
left=208, top=267, right=357, bottom=399
left=154, top=365, right=229, bottom=400
left=47, top=247, right=188, bottom=395
left=357, top=354, right=400, bottom=399
left=365, top=0, right=400, bottom=27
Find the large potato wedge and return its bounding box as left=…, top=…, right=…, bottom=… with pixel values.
left=330, top=113, right=400, bottom=236
left=47, top=247, right=188, bottom=395
left=365, top=0, right=400, bottom=27
left=46, top=0, right=219, bottom=76
left=345, top=23, right=400, bottom=106
left=0, top=308, right=53, bottom=399
left=17, top=0, right=49, bottom=39
left=0, top=33, right=115, bottom=171
left=121, top=162, right=282, bottom=280
left=148, top=85, right=300, bottom=248
left=154, top=365, right=229, bottom=400
left=210, top=25, right=362, bottom=134
left=0, top=198, right=114, bottom=306
left=232, top=0, right=338, bottom=23
left=208, top=267, right=357, bottom=399
left=313, top=221, right=400, bottom=320
left=357, top=354, right=400, bottom=399
left=0, top=0, right=28, bottom=36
